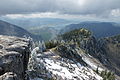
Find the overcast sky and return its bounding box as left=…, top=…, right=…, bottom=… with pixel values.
left=0, top=0, right=120, bottom=21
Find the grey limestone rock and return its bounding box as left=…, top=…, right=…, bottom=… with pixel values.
left=0, top=35, right=31, bottom=80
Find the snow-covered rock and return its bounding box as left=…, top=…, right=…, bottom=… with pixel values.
left=28, top=49, right=103, bottom=80
left=0, top=35, right=31, bottom=80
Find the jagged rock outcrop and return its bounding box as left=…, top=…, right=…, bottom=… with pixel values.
left=0, top=35, right=31, bottom=80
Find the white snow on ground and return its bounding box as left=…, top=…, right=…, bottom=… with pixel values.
left=76, top=49, right=105, bottom=71
left=34, top=50, right=103, bottom=80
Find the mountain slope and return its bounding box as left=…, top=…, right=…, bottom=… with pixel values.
left=99, top=35, right=120, bottom=76
left=58, top=28, right=120, bottom=79
left=0, top=18, right=73, bottom=41
left=0, top=20, right=42, bottom=40
left=28, top=28, right=118, bottom=80
left=60, top=22, right=120, bottom=38
left=28, top=49, right=103, bottom=80
left=29, top=27, right=58, bottom=41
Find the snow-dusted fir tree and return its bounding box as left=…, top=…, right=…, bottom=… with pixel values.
left=38, top=41, right=42, bottom=52
left=37, top=40, right=46, bottom=52
left=41, top=40, right=46, bottom=52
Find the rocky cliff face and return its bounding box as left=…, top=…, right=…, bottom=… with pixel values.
left=0, top=35, right=31, bottom=80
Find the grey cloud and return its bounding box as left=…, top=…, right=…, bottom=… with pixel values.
left=0, top=0, right=120, bottom=17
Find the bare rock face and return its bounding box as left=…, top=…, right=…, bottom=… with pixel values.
left=0, top=35, right=31, bottom=80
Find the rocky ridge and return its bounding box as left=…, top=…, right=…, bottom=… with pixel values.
left=28, top=49, right=103, bottom=80
left=28, top=28, right=119, bottom=80
left=0, top=35, right=31, bottom=80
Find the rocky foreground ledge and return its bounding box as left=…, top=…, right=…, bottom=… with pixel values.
left=0, top=35, right=31, bottom=80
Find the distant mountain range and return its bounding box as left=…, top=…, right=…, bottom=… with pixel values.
left=1, top=18, right=120, bottom=41
left=60, top=21, right=120, bottom=38
left=0, top=18, right=75, bottom=41
left=0, top=20, right=42, bottom=41
left=0, top=18, right=71, bottom=29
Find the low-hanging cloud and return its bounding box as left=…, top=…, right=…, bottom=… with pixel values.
left=0, top=0, right=120, bottom=17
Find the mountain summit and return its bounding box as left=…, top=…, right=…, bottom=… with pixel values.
left=60, top=22, right=120, bottom=38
